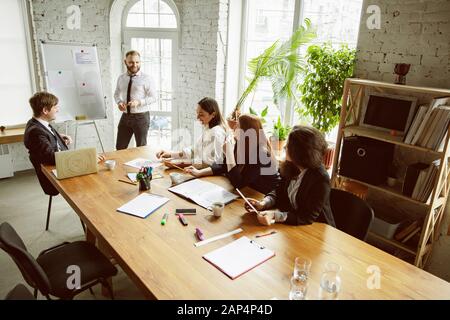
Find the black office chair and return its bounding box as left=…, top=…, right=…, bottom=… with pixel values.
left=4, top=284, right=35, bottom=300
left=29, top=157, right=60, bottom=231
left=330, top=188, right=374, bottom=241
left=0, top=222, right=117, bottom=300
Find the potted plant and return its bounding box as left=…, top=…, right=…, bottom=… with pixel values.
left=298, top=43, right=356, bottom=169
left=227, top=19, right=316, bottom=128
left=270, top=116, right=291, bottom=153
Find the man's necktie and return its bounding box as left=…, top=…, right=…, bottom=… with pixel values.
left=49, top=125, right=64, bottom=151
left=126, top=75, right=135, bottom=114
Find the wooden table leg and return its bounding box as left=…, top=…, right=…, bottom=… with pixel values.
left=86, top=227, right=96, bottom=245
left=98, top=238, right=115, bottom=299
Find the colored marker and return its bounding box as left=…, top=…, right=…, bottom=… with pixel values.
left=195, top=228, right=205, bottom=241
left=178, top=213, right=188, bottom=226
left=161, top=213, right=169, bottom=225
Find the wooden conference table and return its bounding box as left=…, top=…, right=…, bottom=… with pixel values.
left=42, top=146, right=450, bottom=299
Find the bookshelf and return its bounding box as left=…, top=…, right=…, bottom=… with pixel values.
left=331, top=78, right=450, bottom=269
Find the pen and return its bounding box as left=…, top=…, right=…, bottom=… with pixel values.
left=171, top=163, right=184, bottom=171
left=255, top=231, right=277, bottom=238
left=161, top=213, right=169, bottom=225
left=118, top=179, right=137, bottom=185
left=195, top=228, right=205, bottom=241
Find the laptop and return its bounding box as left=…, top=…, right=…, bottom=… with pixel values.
left=53, top=148, right=98, bottom=179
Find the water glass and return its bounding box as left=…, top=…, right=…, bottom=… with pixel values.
left=289, top=276, right=308, bottom=300
left=293, top=257, right=311, bottom=282
left=319, top=262, right=342, bottom=300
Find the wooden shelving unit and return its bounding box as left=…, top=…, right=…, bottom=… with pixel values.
left=331, top=78, right=450, bottom=268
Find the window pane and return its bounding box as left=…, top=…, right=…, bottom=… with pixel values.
left=0, top=0, right=33, bottom=126
left=144, top=14, right=159, bottom=27
left=129, top=0, right=143, bottom=13
left=160, top=14, right=177, bottom=28
left=127, top=13, right=144, bottom=27
left=159, top=1, right=173, bottom=14
left=241, top=0, right=295, bottom=127
left=130, top=37, right=173, bottom=113
left=127, top=0, right=177, bottom=28
left=144, top=0, right=159, bottom=14
left=302, top=0, right=363, bottom=48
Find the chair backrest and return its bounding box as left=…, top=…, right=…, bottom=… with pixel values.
left=4, top=284, right=35, bottom=300
left=29, top=156, right=59, bottom=196
left=330, top=189, right=374, bottom=241
left=0, top=222, right=51, bottom=295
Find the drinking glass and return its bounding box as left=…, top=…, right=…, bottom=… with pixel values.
left=319, top=262, right=342, bottom=300
left=289, top=276, right=308, bottom=300
left=293, top=257, right=311, bottom=282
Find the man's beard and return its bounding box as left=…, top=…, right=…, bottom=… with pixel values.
left=127, top=65, right=140, bottom=74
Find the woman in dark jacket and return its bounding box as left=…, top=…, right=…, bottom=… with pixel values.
left=184, top=114, right=280, bottom=194
left=245, top=125, right=336, bottom=227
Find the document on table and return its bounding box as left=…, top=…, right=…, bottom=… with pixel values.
left=168, top=179, right=238, bottom=209
left=117, top=193, right=169, bottom=218
left=203, top=236, right=275, bottom=280
left=124, top=158, right=162, bottom=169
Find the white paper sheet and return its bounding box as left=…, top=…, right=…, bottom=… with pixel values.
left=124, top=158, right=162, bottom=169
left=117, top=193, right=169, bottom=218
left=203, top=236, right=275, bottom=279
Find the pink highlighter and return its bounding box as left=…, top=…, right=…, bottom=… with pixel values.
left=195, top=228, right=205, bottom=241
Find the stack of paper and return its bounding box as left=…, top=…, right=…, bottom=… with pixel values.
left=124, top=158, right=162, bottom=169
left=117, top=193, right=169, bottom=218
left=203, top=236, right=275, bottom=279
left=168, top=179, right=238, bottom=209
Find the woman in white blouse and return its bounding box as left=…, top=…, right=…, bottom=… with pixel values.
left=156, top=97, right=228, bottom=167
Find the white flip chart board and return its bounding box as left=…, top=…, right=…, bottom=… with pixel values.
left=40, top=41, right=106, bottom=122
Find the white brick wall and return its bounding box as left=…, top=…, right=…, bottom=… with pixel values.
left=356, top=0, right=450, bottom=88
left=355, top=0, right=450, bottom=280
left=176, top=0, right=229, bottom=145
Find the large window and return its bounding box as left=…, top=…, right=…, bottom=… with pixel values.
left=123, top=0, right=179, bottom=149
left=0, top=0, right=35, bottom=127
left=238, top=0, right=363, bottom=135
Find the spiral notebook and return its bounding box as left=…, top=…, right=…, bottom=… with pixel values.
left=203, top=236, right=275, bottom=280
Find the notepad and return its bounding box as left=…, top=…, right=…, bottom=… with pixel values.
left=168, top=179, right=238, bottom=209
left=203, top=236, right=275, bottom=280
left=117, top=193, right=169, bottom=218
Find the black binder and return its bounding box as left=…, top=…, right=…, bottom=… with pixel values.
left=402, top=163, right=429, bottom=197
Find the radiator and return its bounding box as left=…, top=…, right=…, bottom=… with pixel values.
left=0, top=145, right=14, bottom=178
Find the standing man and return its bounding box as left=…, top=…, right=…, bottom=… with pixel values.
left=114, top=50, right=157, bottom=150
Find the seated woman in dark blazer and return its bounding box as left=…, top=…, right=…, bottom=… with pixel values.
left=245, top=125, right=336, bottom=227
left=185, top=114, right=280, bottom=194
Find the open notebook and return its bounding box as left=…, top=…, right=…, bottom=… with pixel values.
left=203, top=236, right=275, bottom=280
left=117, top=193, right=169, bottom=218
left=168, top=179, right=238, bottom=209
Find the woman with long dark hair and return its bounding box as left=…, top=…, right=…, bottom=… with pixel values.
left=244, top=125, right=336, bottom=226
left=185, top=114, right=280, bottom=194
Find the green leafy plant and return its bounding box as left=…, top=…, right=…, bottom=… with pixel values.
left=272, top=116, right=291, bottom=141
left=249, top=106, right=269, bottom=124
left=229, top=18, right=316, bottom=121
left=299, top=43, right=356, bottom=134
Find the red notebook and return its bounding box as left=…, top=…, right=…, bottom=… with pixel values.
left=203, top=236, right=275, bottom=280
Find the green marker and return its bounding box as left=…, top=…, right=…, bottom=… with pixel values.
left=161, top=212, right=169, bottom=225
